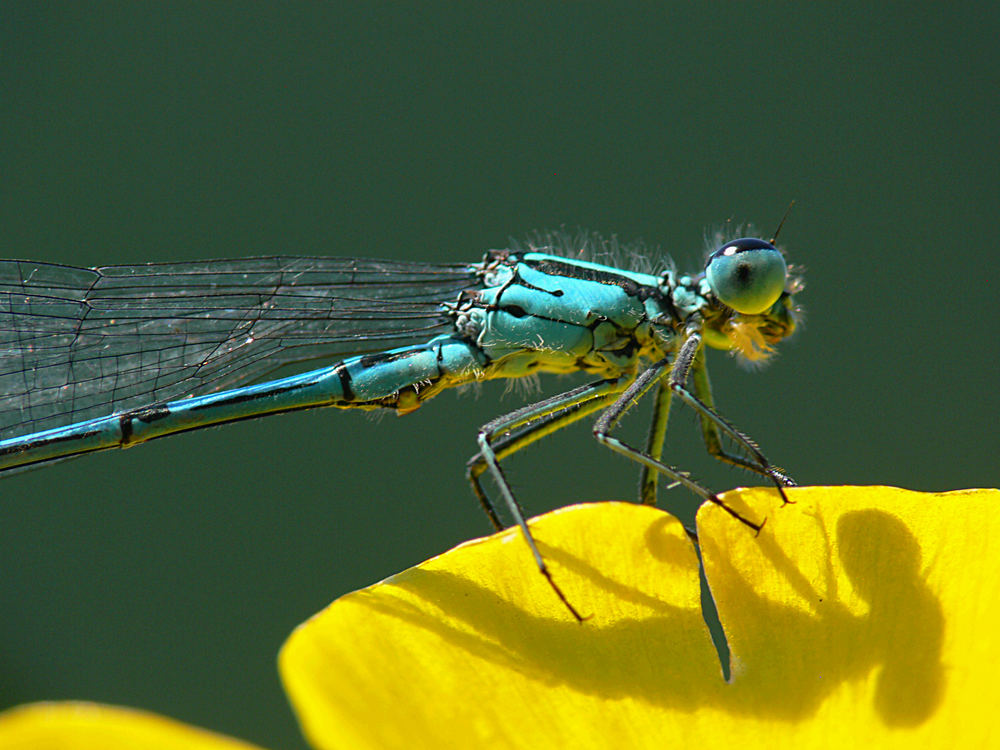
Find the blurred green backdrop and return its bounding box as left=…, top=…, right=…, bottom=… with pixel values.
left=1, top=3, right=996, bottom=748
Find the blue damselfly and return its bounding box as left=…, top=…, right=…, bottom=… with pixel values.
left=0, top=229, right=803, bottom=619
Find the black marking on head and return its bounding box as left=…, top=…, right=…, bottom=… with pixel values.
left=720, top=237, right=775, bottom=254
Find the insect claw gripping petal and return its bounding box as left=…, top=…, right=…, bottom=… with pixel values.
left=754, top=516, right=768, bottom=538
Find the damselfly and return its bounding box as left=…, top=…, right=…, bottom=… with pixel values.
left=0, top=229, right=803, bottom=619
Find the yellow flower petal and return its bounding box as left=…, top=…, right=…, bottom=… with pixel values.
left=281, top=501, right=714, bottom=749
left=281, top=487, right=1000, bottom=749
left=0, top=702, right=268, bottom=749
left=699, top=485, right=1000, bottom=746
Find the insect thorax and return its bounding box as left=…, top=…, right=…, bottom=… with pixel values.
left=443, top=250, right=686, bottom=381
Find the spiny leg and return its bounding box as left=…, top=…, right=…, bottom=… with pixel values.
left=471, top=378, right=625, bottom=622
left=468, top=382, right=622, bottom=529
left=638, top=378, right=680, bottom=506
left=593, top=337, right=764, bottom=533
left=680, top=347, right=795, bottom=503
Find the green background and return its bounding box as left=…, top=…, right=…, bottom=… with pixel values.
left=1, top=3, right=996, bottom=748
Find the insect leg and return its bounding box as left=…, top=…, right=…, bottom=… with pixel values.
left=593, top=336, right=764, bottom=532
left=471, top=378, right=625, bottom=621
left=679, top=348, right=795, bottom=503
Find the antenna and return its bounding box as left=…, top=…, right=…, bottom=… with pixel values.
left=770, top=200, right=796, bottom=244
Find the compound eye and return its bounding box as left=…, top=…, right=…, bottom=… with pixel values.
left=705, top=238, right=787, bottom=314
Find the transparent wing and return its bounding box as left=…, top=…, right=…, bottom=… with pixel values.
left=0, top=256, right=478, bottom=437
